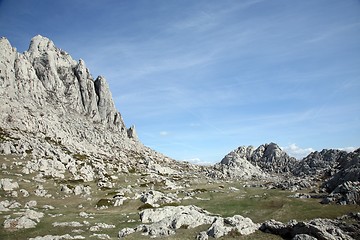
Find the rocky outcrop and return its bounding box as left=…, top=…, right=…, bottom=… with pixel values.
left=3, top=209, right=44, bottom=229
left=249, top=143, right=297, bottom=173
left=323, top=148, right=360, bottom=192
left=119, top=205, right=259, bottom=239
left=212, top=145, right=266, bottom=179
left=213, top=143, right=296, bottom=179
left=138, top=190, right=180, bottom=207
left=321, top=181, right=360, bottom=205
left=0, top=35, right=155, bottom=164
left=260, top=214, right=360, bottom=240
left=292, top=149, right=348, bottom=177
left=119, top=205, right=216, bottom=238
left=204, top=215, right=259, bottom=238
left=0, top=178, right=19, bottom=191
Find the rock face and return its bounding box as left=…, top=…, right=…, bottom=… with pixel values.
left=260, top=214, right=360, bottom=240
left=323, top=148, right=360, bottom=192
left=212, top=145, right=266, bottom=179
left=0, top=35, right=180, bottom=183
left=249, top=143, right=297, bottom=173
left=214, top=143, right=296, bottom=179
left=292, top=149, right=348, bottom=177
left=0, top=35, right=130, bottom=150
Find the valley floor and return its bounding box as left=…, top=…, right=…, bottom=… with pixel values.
left=0, top=154, right=359, bottom=240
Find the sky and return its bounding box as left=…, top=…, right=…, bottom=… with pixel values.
left=1, top=0, right=359, bottom=164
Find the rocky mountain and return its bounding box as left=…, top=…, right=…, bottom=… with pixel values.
left=248, top=143, right=297, bottom=173
left=212, top=145, right=266, bottom=179
left=0, top=35, right=189, bottom=182
left=214, top=143, right=296, bottom=179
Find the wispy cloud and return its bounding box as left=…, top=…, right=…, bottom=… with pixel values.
left=159, top=131, right=169, bottom=137
left=281, top=144, right=315, bottom=160
left=337, top=147, right=358, bottom=152
left=181, top=157, right=212, bottom=166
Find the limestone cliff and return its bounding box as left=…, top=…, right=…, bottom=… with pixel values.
left=0, top=35, right=172, bottom=174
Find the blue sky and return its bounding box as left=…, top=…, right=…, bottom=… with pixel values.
left=1, top=0, right=359, bottom=164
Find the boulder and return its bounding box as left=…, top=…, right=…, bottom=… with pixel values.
left=260, top=216, right=359, bottom=240
left=206, top=215, right=259, bottom=238
left=118, top=205, right=216, bottom=238
left=139, top=190, right=179, bottom=207
left=322, top=181, right=360, bottom=205
left=3, top=209, right=44, bottom=229
left=0, top=178, right=19, bottom=191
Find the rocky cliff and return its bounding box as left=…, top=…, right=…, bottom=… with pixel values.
left=0, top=35, right=180, bottom=181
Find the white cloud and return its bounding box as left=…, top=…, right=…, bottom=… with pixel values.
left=337, top=146, right=358, bottom=152
left=281, top=144, right=315, bottom=160
left=181, top=158, right=212, bottom=166
left=159, top=131, right=169, bottom=136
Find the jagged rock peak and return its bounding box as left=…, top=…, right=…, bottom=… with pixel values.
left=250, top=142, right=296, bottom=173
left=0, top=35, right=134, bottom=154
left=28, top=35, right=56, bottom=54
left=218, top=142, right=296, bottom=175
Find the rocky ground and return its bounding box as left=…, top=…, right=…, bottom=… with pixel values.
left=1, top=151, right=359, bottom=239
left=1, top=35, right=359, bottom=239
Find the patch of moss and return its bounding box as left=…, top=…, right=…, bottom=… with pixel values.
left=96, top=198, right=114, bottom=208
left=73, top=153, right=88, bottom=161
left=160, top=202, right=180, bottom=207
left=137, top=203, right=154, bottom=211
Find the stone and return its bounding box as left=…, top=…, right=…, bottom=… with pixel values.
left=196, top=231, right=209, bottom=240
left=322, top=181, right=360, bottom=205
left=25, top=200, right=37, bottom=208
left=119, top=205, right=216, bottom=238
left=29, top=234, right=86, bottom=240
left=3, top=209, right=44, bottom=229
left=20, top=189, right=30, bottom=197
left=90, top=233, right=110, bottom=239
left=89, top=223, right=115, bottom=232
left=0, top=178, right=19, bottom=191
left=206, top=215, right=259, bottom=238
left=53, top=222, right=84, bottom=227
left=260, top=217, right=359, bottom=240
left=118, top=227, right=135, bottom=238
left=292, top=234, right=317, bottom=240
left=139, top=190, right=179, bottom=207
left=0, top=200, right=20, bottom=211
